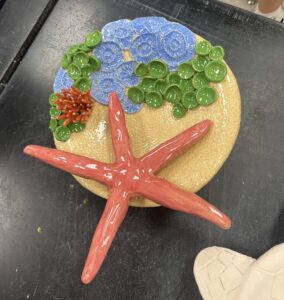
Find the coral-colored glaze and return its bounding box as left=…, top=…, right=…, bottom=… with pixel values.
left=54, top=87, right=93, bottom=125
left=24, top=92, right=231, bottom=285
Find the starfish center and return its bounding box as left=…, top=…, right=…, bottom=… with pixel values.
left=112, top=159, right=151, bottom=191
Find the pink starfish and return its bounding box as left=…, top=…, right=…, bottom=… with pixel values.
left=24, top=92, right=231, bottom=284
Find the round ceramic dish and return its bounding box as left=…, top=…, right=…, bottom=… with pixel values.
left=54, top=35, right=241, bottom=207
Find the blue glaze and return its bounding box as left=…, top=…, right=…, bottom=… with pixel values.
left=132, top=16, right=167, bottom=34
left=115, top=61, right=140, bottom=87
left=93, top=41, right=124, bottom=72
left=53, top=68, right=74, bottom=93
left=157, top=22, right=196, bottom=68
left=102, top=19, right=134, bottom=49
left=91, top=72, right=124, bottom=105
left=169, top=65, right=178, bottom=72
left=53, top=17, right=198, bottom=114
left=130, top=33, right=158, bottom=64
left=121, top=95, right=143, bottom=113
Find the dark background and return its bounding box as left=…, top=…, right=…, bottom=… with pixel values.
left=0, top=0, right=284, bottom=299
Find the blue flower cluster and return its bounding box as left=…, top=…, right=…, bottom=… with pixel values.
left=53, top=68, right=74, bottom=93
left=53, top=17, right=196, bottom=114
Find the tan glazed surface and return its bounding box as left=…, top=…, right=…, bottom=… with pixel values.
left=54, top=35, right=241, bottom=207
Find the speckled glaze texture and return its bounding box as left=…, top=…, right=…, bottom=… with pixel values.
left=53, top=68, right=74, bottom=93
left=55, top=35, right=241, bottom=208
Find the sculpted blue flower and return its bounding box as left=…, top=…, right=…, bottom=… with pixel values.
left=53, top=17, right=199, bottom=115
left=115, top=61, right=140, bottom=87
left=53, top=68, right=74, bottom=93
left=91, top=72, right=124, bottom=105
left=132, top=16, right=167, bottom=35
left=93, top=41, right=124, bottom=72
left=102, top=19, right=135, bottom=49
left=157, top=22, right=196, bottom=69
left=130, top=33, right=158, bottom=64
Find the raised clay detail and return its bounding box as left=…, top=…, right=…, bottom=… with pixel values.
left=24, top=92, right=231, bottom=284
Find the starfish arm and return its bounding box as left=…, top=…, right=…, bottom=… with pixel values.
left=136, top=177, right=231, bottom=230
left=81, top=187, right=130, bottom=284
left=140, top=120, right=212, bottom=173
left=108, top=92, right=132, bottom=162
left=24, top=145, right=115, bottom=186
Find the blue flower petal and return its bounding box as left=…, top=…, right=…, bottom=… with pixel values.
left=132, top=16, right=167, bottom=35
left=93, top=41, right=124, bottom=72
left=121, top=95, right=143, bottom=113
left=91, top=72, right=124, bottom=105
left=53, top=68, right=74, bottom=93
left=169, top=65, right=178, bottom=72
left=130, top=33, right=158, bottom=64
left=115, top=61, right=140, bottom=87
left=102, top=19, right=134, bottom=49
left=157, top=22, right=196, bottom=68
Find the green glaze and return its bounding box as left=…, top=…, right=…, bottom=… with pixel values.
left=58, top=119, right=65, bottom=126
left=204, top=61, right=227, bottom=82
left=49, top=119, right=58, bottom=132
left=181, top=92, right=199, bottom=109
left=135, top=63, right=148, bottom=77
left=155, top=79, right=167, bottom=95
left=67, top=44, right=80, bottom=56
left=55, top=126, right=71, bottom=142
left=68, top=63, right=81, bottom=80
left=73, top=52, right=89, bottom=68
left=173, top=103, right=187, bottom=118
left=50, top=107, right=61, bottom=118
left=74, top=77, right=91, bottom=91
left=209, top=46, right=225, bottom=61
left=81, top=64, right=93, bottom=77
left=148, top=60, right=168, bottom=79
left=140, top=77, right=156, bottom=92
left=196, top=40, right=212, bottom=56
left=164, top=84, right=182, bottom=104
left=49, top=93, right=57, bottom=106
left=89, top=56, right=101, bottom=71
left=192, top=73, right=209, bottom=89
left=68, top=122, right=86, bottom=133
left=85, top=30, right=102, bottom=48
left=128, top=86, right=144, bottom=104
left=167, top=72, right=181, bottom=85
left=78, top=43, right=92, bottom=53
left=145, top=91, right=163, bottom=108
left=196, top=86, right=217, bottom=106
left=177, top=63, right=195, bottom=79
left=60, top=53, right=72, bottom=69
left=179, top=79, right=194, bottom=93
left=192, top=56, right=209, bottom=72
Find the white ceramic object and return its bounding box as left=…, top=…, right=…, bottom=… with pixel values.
left=194, top=244, right=284, bottom=300
left=237, top=244, right=284, bottom=300
left=194, top=247, right=255, bottom=300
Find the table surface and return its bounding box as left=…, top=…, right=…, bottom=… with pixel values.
left=0, top=0, right=56, bottom=91
left=0, top=0, right=284, bottom=299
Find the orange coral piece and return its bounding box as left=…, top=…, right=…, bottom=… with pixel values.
left=54, top=87, right=94, bottom=125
